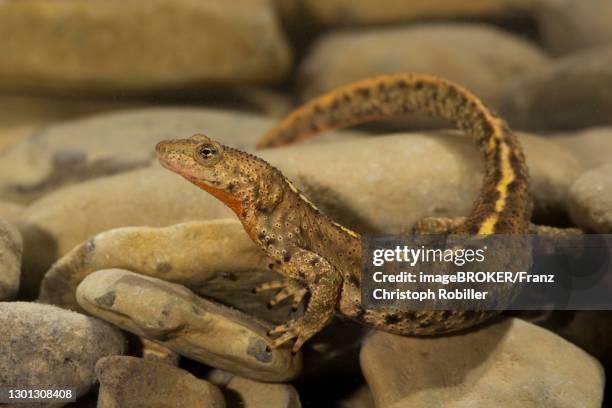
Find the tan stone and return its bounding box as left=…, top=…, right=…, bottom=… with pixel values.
left=302, top=0, right=536, bottom=25
left=521, top=131, right=582, bottom=218
left=0, top=0, right=291, bottom=95
left=568, top=162, right=612, bottom=233
left=38, top=220, right=289, bottom=323
left=360, top=318, right=604, bottom=407
left=96, top=356, right=225, bottom=408
left=77, top=269, right=302, bottom=382
left=553, top=127, right=612, bottom=171
left=499, top=47, right=612, bottom=130
left=0, top=200, right=23, bottom=223
left=0, top=218, right=22, bottom=300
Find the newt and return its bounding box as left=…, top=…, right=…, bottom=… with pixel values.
left=156, top=73, right=531, bottom=353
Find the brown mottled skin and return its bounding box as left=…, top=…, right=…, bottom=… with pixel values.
left=156, top=73, right=531, bottom=352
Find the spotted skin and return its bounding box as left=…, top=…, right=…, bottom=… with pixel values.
left=156, top=74, right=531, bottom=352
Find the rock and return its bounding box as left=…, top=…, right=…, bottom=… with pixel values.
left=223, top=86, right=294, bottom=119
left=23, top=132, right=578, bottom=297
left=338, top=385, right=376, bottom=408
left=301, top=0, right=536, bottom=25
left=224, top=376, right=301, bottom=408
left=537, top=311, right=612, bottom=366
left=298, top=23, right=549, bottom=112
left=0, top=94, right=144, bottom=153
left=0, top=0, right=290, bottom=95
left=553, top=127, right=612, bottom=171
left=499, top=47, right=612, bottom=130
left=360, top=318, right=604, bottom=407
left=0, top=219, right=22, bottom=300
left=76, top=269, right=302, bottom=382
left=0, top=124, right=39, bottom=157
left=0, top=108, right=281, bottom=204
left=39, top=220, right=289, bottom=323
left=96, top=355, right=225, bottom=408
left=568, top=162, right=612, bottom=233
left=205, top=369, right=237, bottom=387
left=537, top=0, right=612, bottom=55
left=141, top=337, right=181, bottom=365
left=0, top=200, right=24, bottom=222
left=521, top=132, right=582, bottom=220
left=204, top=369, right=302, bottom=407
left=0, top=302, right=125, bottom=400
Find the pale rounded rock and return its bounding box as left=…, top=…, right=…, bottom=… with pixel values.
left=553, top=127, right=612, bottom=171
left=0, top=200, right=24, bottom=223
left=298, top=24, right=549, bottom=111
left=360, top=318, right=604, bottom=407
left=0, top=218, right=22, bottom=300
left=537, top=0, right=612, bottom=55
left=520, top=132, right=582, bottom=219
left=38, top=220, right=291, bottom=323
left=24, top=132, right=578, bottom=296
left=96, top=355, right=225, bottom=408
left=499, top=47, right=612, bottom=130
left=568, top=162, right=612, bottom=233
left=0, top=0, right=291, bottom=95
left=302, top=0, right=536, bottom=25
left=0, top=302, right=126, bottom=400
left=76, top=269, right=302, bottom=382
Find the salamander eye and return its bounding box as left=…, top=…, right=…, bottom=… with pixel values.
left=195, top=143, right=221, bottom=165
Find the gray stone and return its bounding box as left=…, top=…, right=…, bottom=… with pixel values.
left=499, top=47, right=612, bottom=130
left=537, top=0, right=612, bottom=55
left=0, top=302, right=125, bottom=401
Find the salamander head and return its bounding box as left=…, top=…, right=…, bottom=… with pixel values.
left=156, top=134, right=284, bottom=218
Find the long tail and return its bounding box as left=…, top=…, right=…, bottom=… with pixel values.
left=257, top=73, right=531, bottom=234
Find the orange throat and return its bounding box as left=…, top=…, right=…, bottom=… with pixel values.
left=193, top=180, right=244, bottom=217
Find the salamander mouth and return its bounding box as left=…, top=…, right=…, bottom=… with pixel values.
left=155, top=140, right=188, bottom=173
left=155, top=149, right=176, bottom=172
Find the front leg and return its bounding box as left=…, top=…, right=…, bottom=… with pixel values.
left=267, top=250, right=342, bottom=353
